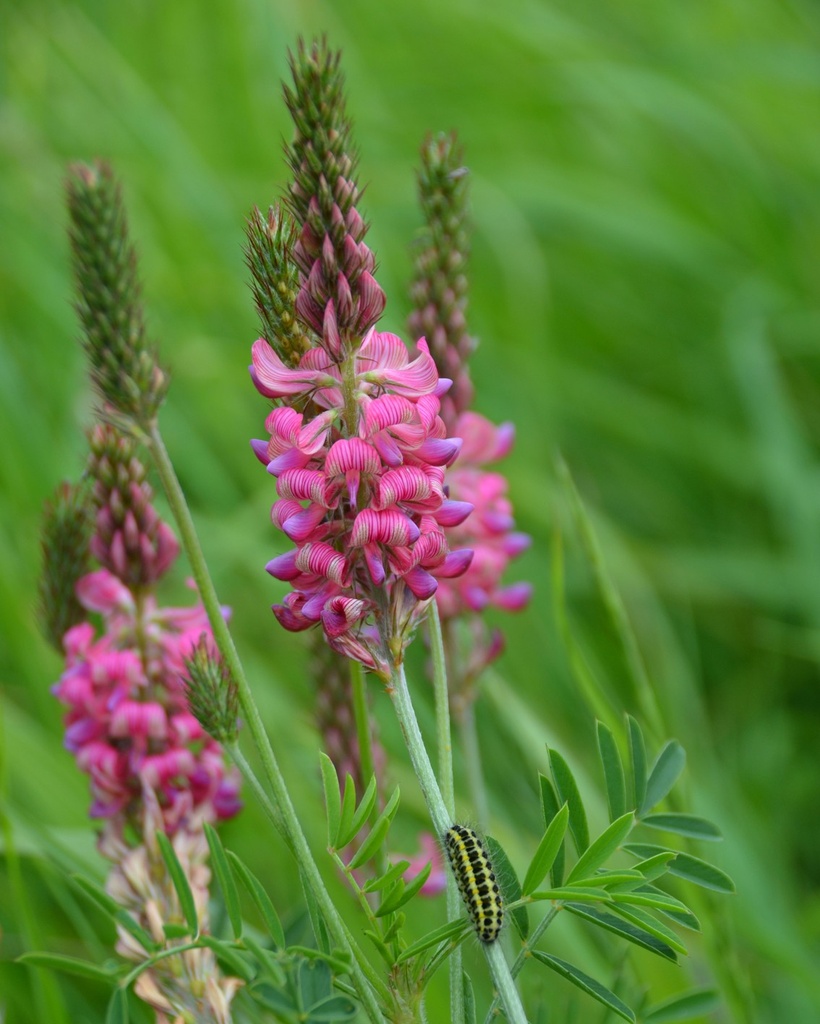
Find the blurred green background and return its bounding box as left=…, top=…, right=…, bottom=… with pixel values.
left=3, top=0, right=820, bottom=1021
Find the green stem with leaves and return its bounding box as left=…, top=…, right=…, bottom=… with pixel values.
left=146, top=424, right=386, bottom=1024
left=388, top=659, right=528, bottom=1024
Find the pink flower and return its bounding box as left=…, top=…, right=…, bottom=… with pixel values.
left=53, top=569, right=241, bottom=837
left=435, top=413, right=531, bottom=669
left=251, top=329, right=473, bottom=671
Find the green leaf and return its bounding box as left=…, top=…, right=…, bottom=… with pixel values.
left=597, top=721, right=627, bottom=820
left=347, top=786, right=400, bottom=870
left=227, top=851, right=285, bottom=947
left=17, top=952, right=117, bottom=982
left=641, top=741, right=686, bottom=815
left=72, top=876, right=157, bottom=953
left=338, top=775, right=378, bottom=849
left=463, top=971, right=477, bottom=1024
left=337, top=773, right=358, bottom=851
left=198, top=936, right=256, bottom=981
left=156, top=831, right=198, bottom=936
left=641, top=813, right=722, bottom=841
left=307, top=994, right=359, bottom=1021
left=250, top=982, right=296, bottom=1013
left=363, top=859, right=410, bottom=893
left=396, top=919, right=470, bottom=963
left=627, top=716, right=647, bottom=813
left=624, top=844, right=735, bottom=894
left=567, top=810, right=634, bottom=884
left=382, top=912, right=405, bottom=943
left=319, top=753, right=341, bottom=847
left=643, top=988, right=721, bottom=1023
left=484, top=835, right=528, bottom=940
left=549, top=748, right=589, bottom=853
left=363, top=929, right=393, bottom=966
left=611, top=905, right=688, bottom=956
left=531, top=951, right=635, bottom=1022
left=105, top=986, right=129, bottom=1024
left=376, top=862, right=431, bottom=917
left=204, top=823, right=243, bottom=940
left=539, top=774, right=566, bottom=885
left=610, top=890, right=697, bottom=921
left=632, top=851, right=677, bottom=882
left=300, top=959, right=332, bottom=1009
left=569, top=871, right=645, bottom=889
left=242, top=934, right=286, bottom=985
left=522, top=803, right=569, bottom=896
left=301, top=867, right=331, bottom=954
left=531, top=887, right=613, bottom=902
left=565, top=903, right=678, bottom=961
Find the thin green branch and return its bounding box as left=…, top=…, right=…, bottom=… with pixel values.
left=388, top=660, right=528, bottom=1024
left=428, top=603, right=464, bottom=1024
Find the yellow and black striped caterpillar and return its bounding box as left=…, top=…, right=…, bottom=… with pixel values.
left=444, top=825, right=504, bottom=944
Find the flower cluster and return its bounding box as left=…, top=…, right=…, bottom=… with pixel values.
left=435, top=412, right=531, bottom=622
left=408, top=133, right=531, bottom=672
left=51, top=426, right=240, bottom=841
left=251, top=329, right=473, bottom=675
left=54, top=570, right=241, bottom=836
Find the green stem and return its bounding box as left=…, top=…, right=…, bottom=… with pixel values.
left=146, top=425, right=386, bottom=1024
left=427, top=603, right=464, bottom=1024
left=388, top=661, right=528, bottom=1024
left=456, top=702, right=488, bottom=827
left=483, top=905, right=560, bottom=1024
left=350, top=660, right=376, bottom=793
left=485, top=942, right=529, bottom=1024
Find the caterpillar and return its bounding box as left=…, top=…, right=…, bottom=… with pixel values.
left=444, top=825, right=504, bottom=944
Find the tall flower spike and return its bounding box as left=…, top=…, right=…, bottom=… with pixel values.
left=250, top=42, right=473, bottom=675
left=245, top=203, right=313, bottom=369
left=284, top=37, right=386, bottom=355
left=66, top=161, right=167, bottom=429
left=408, top=132, right=476, bottom=431
left=87, top=422, right=180, bottom=588
left=408, top=133, right=531, bottom=675
left=38, top=481, right=94, bottom=651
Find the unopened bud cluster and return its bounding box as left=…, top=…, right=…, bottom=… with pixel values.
left=87, top=423, right=179, bottom=587
left=66, top=161, right=167, bottom=428
left=38, top=481, right=93, bottom=651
